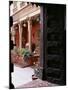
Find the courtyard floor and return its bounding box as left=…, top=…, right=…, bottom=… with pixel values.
left=12, top=65, right=58, bottom=89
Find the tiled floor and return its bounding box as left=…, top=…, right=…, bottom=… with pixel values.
left=12, top=65, right=34, bottom=88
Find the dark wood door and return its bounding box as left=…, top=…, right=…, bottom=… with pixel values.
left=46, top=4, right=66, bottom=85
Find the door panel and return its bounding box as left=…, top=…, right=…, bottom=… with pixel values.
left=46, top=5, right=66, bottom=85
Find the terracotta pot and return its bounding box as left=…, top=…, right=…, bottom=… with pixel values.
left=24, top=56, right=33, bottom=65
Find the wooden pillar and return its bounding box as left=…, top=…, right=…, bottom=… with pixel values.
left=35, top=5, right=47, bottom=80
left=18, top=22, right=22, bottom=49
left=27, top=18, right=32, bottom=52
left=40, top=5, right=47, bottom=80
left=11, top=25, right=15, bottom=45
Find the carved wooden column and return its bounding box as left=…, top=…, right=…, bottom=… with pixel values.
left=27, top=18, right=32, bottom=52
left=18, top=22, right=22, bottom=49
left=11, top=25, right=15, bottom=45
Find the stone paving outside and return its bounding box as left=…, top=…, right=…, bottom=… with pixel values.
left=16, top=78, right=58, bottom=89
left=12, top=65, right=34, bottom=88
left=12, top=65, right=58, bottom=89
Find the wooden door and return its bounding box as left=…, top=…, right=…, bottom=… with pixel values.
left=46, top=4, right=66, bottom=85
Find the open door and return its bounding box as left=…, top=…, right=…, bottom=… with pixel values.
left=35, top=4, right=66, bottom=85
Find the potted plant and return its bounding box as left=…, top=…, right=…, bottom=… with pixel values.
left=17, top=48, right=33, bottom=64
